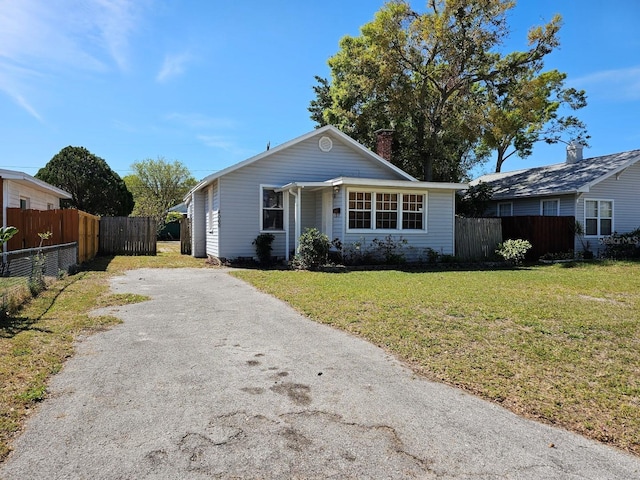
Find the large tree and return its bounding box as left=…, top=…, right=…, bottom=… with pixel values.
left=36, top=146, right=134, bottom=216
left=476, top=63, right=588, bottom=172
left=124, top=158, right=197, bottom=231
left=310, top=0, right=583, bottom=181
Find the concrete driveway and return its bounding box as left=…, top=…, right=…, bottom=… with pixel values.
left=1, top=268, right=638, bottom=479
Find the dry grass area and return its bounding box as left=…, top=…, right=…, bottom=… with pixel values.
left=233, top=261, right=640, bottom=456
left=0, top=242, right=207, bottom=461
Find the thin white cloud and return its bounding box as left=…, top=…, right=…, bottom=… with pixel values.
left=156, top=52, right=193, bottom=83
left=0, top=0, right=149, bottom=118
left=573, top=66, right=640, bottom=101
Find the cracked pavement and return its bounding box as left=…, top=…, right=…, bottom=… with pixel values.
left=1, top=268, right=639, bottom=479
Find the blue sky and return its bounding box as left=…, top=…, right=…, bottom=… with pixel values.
left=1, top=0, right=639, bottom=182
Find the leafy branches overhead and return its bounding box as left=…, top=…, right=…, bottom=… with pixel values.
left=36, top=146, right=133, bottom=216
left=124, top=158, right=196, bottom=231
left=310, top=0, right=587, bottom=180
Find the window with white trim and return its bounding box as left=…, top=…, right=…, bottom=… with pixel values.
left=261, top=187, right=283, bottom=231
left=19, top=197, right=30, bottom=210
left=585, top=199, right=613, bottom=236
left=348, top=191, right=372, bottom=229
left=497, top=202, right=512, bottom=217
left=541, top=199, right=559, bottom=216
left=348, top=190, right=425, bottom=231
left=376, top=193, right=398, bottom=229
left=402, top=194, right=424, bottom=229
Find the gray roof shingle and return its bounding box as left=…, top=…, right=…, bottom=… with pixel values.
left=473, top=149, right=640, bottom=200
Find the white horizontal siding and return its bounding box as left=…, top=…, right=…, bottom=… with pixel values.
left=5, top=181, right=61, bottom=210
left=216, top=132, right=409, bottom=259
left=578, top=161, right=640, bottom=253
left=341, top=189, right=455, bottom=261
left=205, top=181, right=220, bottom=258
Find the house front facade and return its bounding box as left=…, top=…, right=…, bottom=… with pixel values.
left=473, top=144, right=640, bottom=254
left=186, top=125, right=466, bottom=262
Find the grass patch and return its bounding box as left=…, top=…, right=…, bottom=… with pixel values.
left=0, top=241, right=208, bottom=461
left=232, top=261, right=640, bottom=455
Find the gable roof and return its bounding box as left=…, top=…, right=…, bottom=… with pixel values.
left=472, top=149, right=640, bottom=200
left=0, top=168, right=72, bottom=199
left=187, top=125, right=417, bottom=196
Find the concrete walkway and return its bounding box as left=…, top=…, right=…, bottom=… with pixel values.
left=1, top=268, right=638, bottom=479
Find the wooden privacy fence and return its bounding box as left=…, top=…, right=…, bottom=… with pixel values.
left=99, top=217, right=156, bottom=255
left=6, top=208, right=99, bottom=263
left=180, top=217, right=191, bottom=255
left=501, top=216, right=575, bottom=260
left=456, top=215, right=576, bottom=261
left=455, top=217, right=503, bottom=260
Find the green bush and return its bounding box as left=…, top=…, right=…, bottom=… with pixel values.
left=294, top=228, right=330, bottom=269
left=252, top=233, right=275, bottom=265
left=496, top=239, right=532, bottom=265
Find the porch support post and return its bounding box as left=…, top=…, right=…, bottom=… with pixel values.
left=295, top=187, right=302, bottom=253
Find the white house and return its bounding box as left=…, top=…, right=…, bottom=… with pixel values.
left=472, top=144, right=640, bottom=254
left=1, top=168, right=72, bottom=227
left=185, top=125, right=466, bottom=262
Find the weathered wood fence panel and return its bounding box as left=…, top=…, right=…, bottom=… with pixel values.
left=501, top=216, right=575, bottom=260
left=99, top=217, right=156, bottom=255
left=455, top=217, right=503, bottom=260
left=180, top=217, right=191, bottom=255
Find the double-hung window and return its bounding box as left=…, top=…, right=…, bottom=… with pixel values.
left=402, top=194, right=424, bottom=229
left=585, top=199, right=613, bottom=236
left=262, top=188, right=283, bottom=231
left=348, top=191, right=425, bottom=231
left=376, top=193, right=398, bottom=229
left=348, top=192, right=372, bottom=229
left=541, top=199, right=559, bottom=216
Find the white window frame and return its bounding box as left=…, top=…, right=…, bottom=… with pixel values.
left=19, top=196, right=30, bottom=210
left=540, top=198, right=560, bottom=216
left=47, top=203, right=55, bottom=210
left=346, top=189, right=427, bottom=233
left=260, top=185, right=285, bottom=232
left=584, top=199, right=614, bottom=237
left=497, top=202, right=512, bottom=217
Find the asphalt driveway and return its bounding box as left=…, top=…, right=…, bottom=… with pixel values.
left=1, top=268, right=638, bottom=479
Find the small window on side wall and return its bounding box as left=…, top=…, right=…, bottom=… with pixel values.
left=262, top=188, right=283, bottom=231
left=541, top=199, right=559, bottom=216
left=19, top=197, right=30, bottom=210
left=497, top=202, right=512, bottom=217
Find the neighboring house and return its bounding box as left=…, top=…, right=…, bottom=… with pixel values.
left=1, top=168, right=72, bottom=227
left=472, top=144, right=640, bottom=254
left=185, top=125, right=466, bottom=262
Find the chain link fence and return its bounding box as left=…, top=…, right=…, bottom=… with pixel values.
left=1, top=243, right=78, bottom=315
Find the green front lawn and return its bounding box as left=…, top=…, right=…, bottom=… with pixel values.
left=232, top=261, right=640, bottom=455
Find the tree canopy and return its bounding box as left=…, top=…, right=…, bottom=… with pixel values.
left=36, top=146, right=134, bottom=216
left=124, top=158, right=197, bottom=231
left=310, top=0, right=587, bottom=180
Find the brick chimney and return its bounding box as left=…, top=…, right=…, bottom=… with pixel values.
left=375, top=129, right=394, bottom=161
left=566, top=141, right=583, bottom=164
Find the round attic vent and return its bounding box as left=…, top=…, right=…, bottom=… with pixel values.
left=319, top=136, right=333, bottom=152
